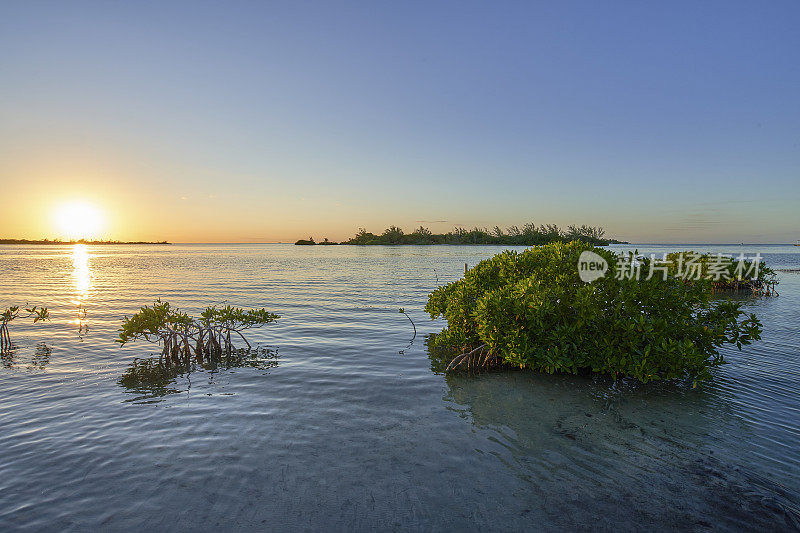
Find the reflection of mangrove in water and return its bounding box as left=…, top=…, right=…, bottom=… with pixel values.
left=118, top=346, right=280, bottom=401
left=76, top=303, right=88, bottom=339
left=425, top=333, right=454, bottom=374
left=425, top=334, right=800, bottom=530
left=0, top=343, right=52, bottom=372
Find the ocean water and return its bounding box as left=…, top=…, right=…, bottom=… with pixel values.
left=0, top=243, right=798, bottom=531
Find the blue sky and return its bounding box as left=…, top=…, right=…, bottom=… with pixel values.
left=1, top=1, right=798, bottom=242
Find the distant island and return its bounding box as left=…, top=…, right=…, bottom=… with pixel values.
left=0, top=238, right=170, bottom=245
left=296, top=224, right=627, bottom=246
left=294, top=237, right=339, bottom=246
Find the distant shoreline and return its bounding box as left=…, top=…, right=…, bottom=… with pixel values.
left=295, top=241, right=632, bottom=246
left=0, top=239, right=170, bottom=245
left=296, top=223, right=627, bottom=246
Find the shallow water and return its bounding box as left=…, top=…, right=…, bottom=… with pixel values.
left=1, top=243, right=798, bottom=531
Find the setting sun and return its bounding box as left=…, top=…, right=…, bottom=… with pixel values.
left=53, top=201, right=106, bottom=240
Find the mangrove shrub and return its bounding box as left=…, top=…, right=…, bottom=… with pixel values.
left=1, top=305, right=49, bottom=351
left=117, top=300, right=279, bottom=364
left=425, top=241, right=764, bottom=383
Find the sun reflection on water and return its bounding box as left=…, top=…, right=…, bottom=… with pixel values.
left=71, top=244, right=91, bottom=332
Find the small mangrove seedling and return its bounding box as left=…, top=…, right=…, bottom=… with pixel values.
left=0, top=305, right=50, bottom=352
left=399, top=308, right=416, bottom=339
left=117, top=300, right=279, bottom=365
left=398, top=308, right=417, bottom=353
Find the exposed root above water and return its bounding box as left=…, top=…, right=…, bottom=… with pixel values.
left=711, top=278, right=779, bottom=297
left=445, top=344, right=504, bottom=373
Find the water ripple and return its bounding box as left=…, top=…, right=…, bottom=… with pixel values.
left=1, top=243, right=799, bottom=530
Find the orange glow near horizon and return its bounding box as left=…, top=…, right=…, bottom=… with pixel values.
left=53, top=201, right=106, bottom=240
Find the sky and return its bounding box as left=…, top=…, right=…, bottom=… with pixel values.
left=1, top=1, right=798, bottom=243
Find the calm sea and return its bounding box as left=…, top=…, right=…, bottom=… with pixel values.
left=1, top=243, right=798, bottom=531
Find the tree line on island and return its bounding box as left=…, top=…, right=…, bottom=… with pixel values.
left=296, top=223, right=626, bottom=246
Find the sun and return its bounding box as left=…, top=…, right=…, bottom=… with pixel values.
left=54, top=201, right=106, bottom=240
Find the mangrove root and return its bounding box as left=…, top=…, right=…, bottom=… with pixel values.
left=445, top=344, right=503, bottom=373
